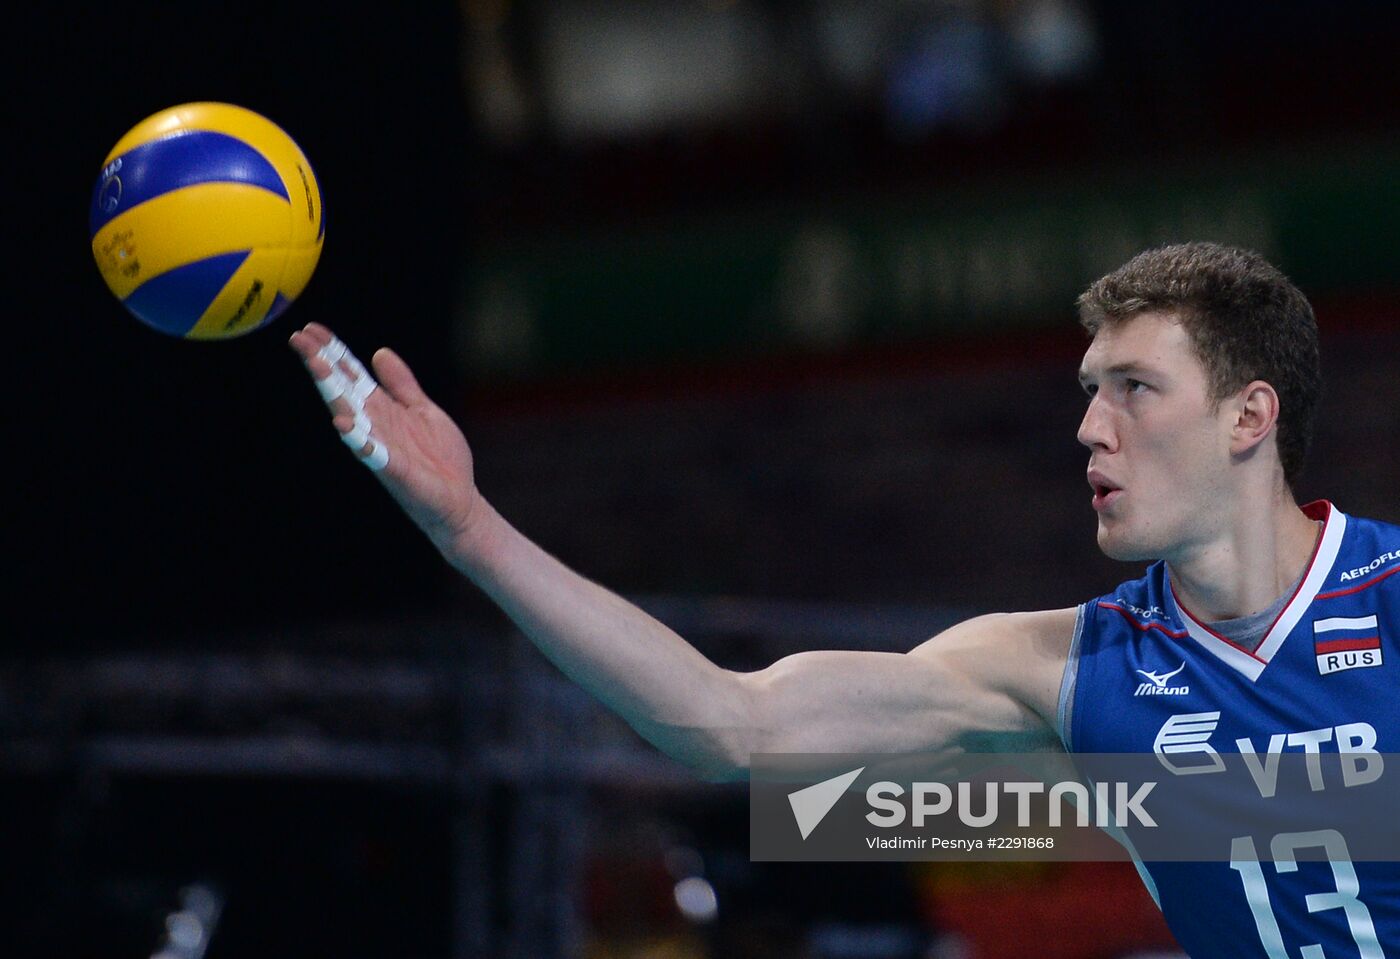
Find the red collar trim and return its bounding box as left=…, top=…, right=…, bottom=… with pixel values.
left=1168, top=501, right=1345, bottom=682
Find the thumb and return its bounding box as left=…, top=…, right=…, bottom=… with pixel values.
left=372, top=347, right=430, bottom=406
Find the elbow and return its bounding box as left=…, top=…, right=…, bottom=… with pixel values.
left=658, top=670, right=760, bottom=782
left=628, top=720, right=750, bottom=782
left=699, top=670, right=765, bottom=782
left=694, top=731, right=753, bottom=783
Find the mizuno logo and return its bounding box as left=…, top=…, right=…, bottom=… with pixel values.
left=1134, top=662, right=1189, bottom=696
left=1137, top=662, right=1185, bottom=687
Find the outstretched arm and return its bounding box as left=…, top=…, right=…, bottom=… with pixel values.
left=289, top=325, right=1073, bottom=778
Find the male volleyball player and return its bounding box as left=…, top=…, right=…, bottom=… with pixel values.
left=291, top=242, right=1399, bottom=956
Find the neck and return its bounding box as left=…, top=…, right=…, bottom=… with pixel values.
left=1166, top=491, right=1321, bottom=622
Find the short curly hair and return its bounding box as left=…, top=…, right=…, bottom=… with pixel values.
left=1077, top=242, right=1321, bottom=488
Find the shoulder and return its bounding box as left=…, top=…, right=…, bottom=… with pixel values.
left=1335, top=508, right=1400, bottom=551
left=1324, top=508, right=1400, bottom=597
left=909, top=608, right=1078, bottom=662
left=909, top=607, right=1080, bottom=730
left=1078, top=563, right=1174, bottom=637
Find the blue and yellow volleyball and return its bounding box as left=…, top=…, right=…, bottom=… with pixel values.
left=89, top=102, right=324, bottom=340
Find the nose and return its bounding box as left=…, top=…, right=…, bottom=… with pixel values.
left=1077, top=394, right=1117, bottom=452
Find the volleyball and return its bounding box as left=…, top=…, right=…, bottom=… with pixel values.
left=89, top=102, right=324, bottom=340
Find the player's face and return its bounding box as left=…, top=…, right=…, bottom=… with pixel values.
left=1076, top=311, right=1238, bottom=562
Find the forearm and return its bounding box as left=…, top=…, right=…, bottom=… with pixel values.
left=445, top=501, right=753, bottom=778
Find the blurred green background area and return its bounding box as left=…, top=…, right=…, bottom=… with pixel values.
left=460, top=143, right=1400, bottom=378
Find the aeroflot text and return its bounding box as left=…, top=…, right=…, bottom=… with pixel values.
left=865, top=780, right=1158, bottom=829
left=1339, top=549, right=1400, bottom=581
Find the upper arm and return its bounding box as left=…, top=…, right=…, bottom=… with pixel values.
left=731, top=608, right=1077, bottom=764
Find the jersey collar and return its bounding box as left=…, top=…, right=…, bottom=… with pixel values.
left=1166, top=501, right=1346, bottom=682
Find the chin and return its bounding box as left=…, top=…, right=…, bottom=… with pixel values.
left=1096, top=524, right=1160, bottom=563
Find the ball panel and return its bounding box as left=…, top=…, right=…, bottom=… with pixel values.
left=89, top=130, right=289, bottom=238
left=92, top=184, right=296, bottom=300
left=122, top=250, right=251, bottom=337
left=181, top=105, right=322, bottom=245
left=274, top=241, right=324, bottom=303
left=185, top=247, right=297, bottom=339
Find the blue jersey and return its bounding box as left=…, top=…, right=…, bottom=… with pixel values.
left=1065, top=501, right=1400, bottom=958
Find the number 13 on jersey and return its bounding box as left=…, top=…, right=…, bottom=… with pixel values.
left=1230, top=830, right=1384, bottom=958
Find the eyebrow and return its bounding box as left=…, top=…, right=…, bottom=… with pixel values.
left=1077, top=361, right=1157, bottom=384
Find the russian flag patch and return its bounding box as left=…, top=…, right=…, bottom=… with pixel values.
left=1314, top=615, right=1383, bottom=675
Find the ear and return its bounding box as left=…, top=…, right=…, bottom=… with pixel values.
left=1229, top=380, right=1280, bottom=455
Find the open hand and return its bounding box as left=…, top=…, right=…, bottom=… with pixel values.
left=289, top=322, right=484, bottom=554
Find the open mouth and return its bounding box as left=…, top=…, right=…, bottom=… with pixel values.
left=1088, top=470, right=1122, bottom=510
left=1091, top=483, right=1123, bottom=510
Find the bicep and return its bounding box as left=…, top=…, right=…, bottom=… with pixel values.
left=735, top=610, right=1072, bottom=759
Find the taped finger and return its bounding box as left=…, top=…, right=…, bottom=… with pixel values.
left=361, top=442, right=389, bottom=472
left=342, top=410, right=373, bottom=451
left=315, top=365, right=350, bottom=403
left=314, top=334, right=391, bottom=472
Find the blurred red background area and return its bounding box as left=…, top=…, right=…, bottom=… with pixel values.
left=916, top=861, right=1178, bottom=958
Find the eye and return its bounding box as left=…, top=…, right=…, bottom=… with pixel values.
left=1081, top=382, right=1098, bottom=398
left=1126, top=378, right=1149, bottom=394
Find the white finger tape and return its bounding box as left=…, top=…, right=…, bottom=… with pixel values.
left=341, top=350, right=370, bottom=379
left=315, top=334, right=390, bottom=472
left=349, top=372, right=378, bottom=404
left=362, top=442, right=389, bottom=472
left=342, top=411, right=372, bottom=450
left=317, top=338, right=348, bottom=367
left=315, top=367, right=349, bottom=402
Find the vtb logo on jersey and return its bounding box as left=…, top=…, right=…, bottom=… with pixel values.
left=1313, top=615, right=1384, bottom=675
left=1134, top=662, right=1188, bottom=696
left=1153, top=711, right=1224, bottom=775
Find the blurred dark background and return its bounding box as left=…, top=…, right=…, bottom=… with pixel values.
left=9, top=1, right=1400, bottom=957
